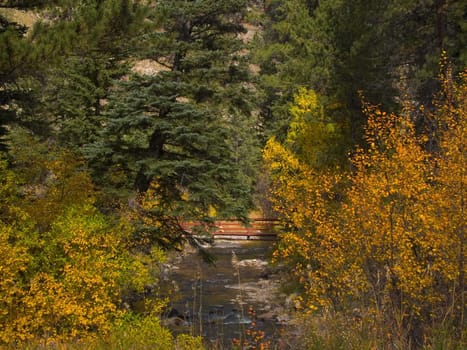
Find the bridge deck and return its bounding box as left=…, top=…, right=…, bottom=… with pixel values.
left=182, top=219, right=278, bottom=240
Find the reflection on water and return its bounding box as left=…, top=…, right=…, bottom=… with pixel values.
left=160, top=240, right=283, bottom=347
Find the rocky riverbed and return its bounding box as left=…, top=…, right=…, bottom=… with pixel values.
left=159, top=240, right=293, bottom=345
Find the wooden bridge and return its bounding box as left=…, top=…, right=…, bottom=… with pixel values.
left=182, top=218, right=279, bottom=240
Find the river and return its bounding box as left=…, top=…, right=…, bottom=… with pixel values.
left=160, top=239, right=286, bottom=348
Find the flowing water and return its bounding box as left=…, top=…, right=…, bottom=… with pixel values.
left=160, top=239, right=284, bottom=348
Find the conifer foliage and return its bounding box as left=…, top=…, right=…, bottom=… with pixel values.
left=0, top=6, right=35, bottom=151
left=87, top=0, right=257, bottom=245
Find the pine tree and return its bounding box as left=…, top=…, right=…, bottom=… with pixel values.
left=1, top=1, right=145, bottom=153
left=34, top=0, right=145, bottom=151
left=253, top=0, right=318, bottom=139
left=86, top=0, right=259, bottom=246
left=254, top=0, right=466, bottom=146
left=0, top=9, right=36, bottom=152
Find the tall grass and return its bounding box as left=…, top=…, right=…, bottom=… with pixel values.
left=279, top=308, right=466, bottom=350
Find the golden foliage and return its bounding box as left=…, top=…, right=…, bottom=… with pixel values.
left=0, top=152, right=163, bottom=345
left=21, top=151, right=96, bottom=232
left=286, top=87, right=345, bottom=168
left=264, top=71, right=467, bottom=346
left=0, top=206, right=124, bottom=344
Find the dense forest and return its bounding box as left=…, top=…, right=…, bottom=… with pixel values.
left=0, top=0, right=465, bottom=349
